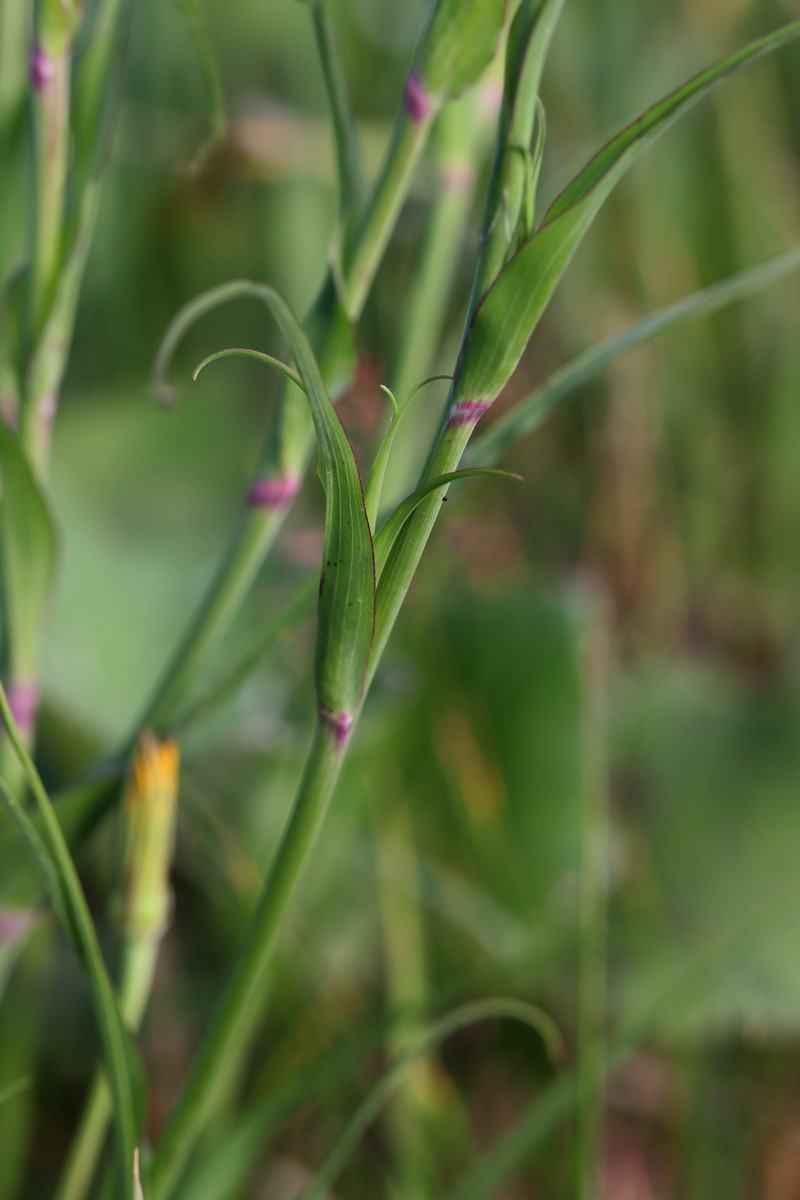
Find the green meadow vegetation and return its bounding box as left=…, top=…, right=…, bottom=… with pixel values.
left=1, top=1, right=800, bottom=1196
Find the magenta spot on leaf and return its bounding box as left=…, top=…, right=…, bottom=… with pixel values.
left=318, top=704, right=353, bottom=749
left=403, top=73, right=431, bottom=124
left=0, top=908, right=39, bottom=946
left=446, top=400, right=492, bottom=429
left=247, top=475, right=300, bottom=509
left=7, top=683, right=38, bottom=739
left=30, top=44, right=55, bottom=92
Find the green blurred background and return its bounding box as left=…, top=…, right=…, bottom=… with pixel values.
left=3, top=0, right=800, bottom=1196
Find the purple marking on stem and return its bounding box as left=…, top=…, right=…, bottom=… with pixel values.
left=7, top=684, right=39, bottom=740
left=446, top=399, right=491, bottom=430
left=247, top=475, right=300, bottom=509
left=403, top=73, right=431, bottom=124
left=318, top=703, right=353, bottom=749
left=30, top=44, right=55, bottom=92
left=0, top=909, right=39, bottom=945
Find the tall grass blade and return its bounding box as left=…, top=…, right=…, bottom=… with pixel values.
left=296, top=997, right=563, bottom=1200
left=176, top=288, right=376, bottom=715
left=453, top=21, right=800, bottom=407
left=307, top=0, right=365, bottom=215
left=467, top=246, right=800, bottom=463
left=0, top=690, right=142, bottom=1199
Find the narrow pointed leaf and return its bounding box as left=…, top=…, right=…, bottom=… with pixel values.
left=453, top=21, right=800, bottom=407
left=307, top=0, right=365, bottom=214
left=192, top=346, right=304, bottom=393
left=364, top=374, right=451, bottom=528
left=157, top=281, right=375, bottom=716
left=0, top=689, right=142, bottom=1199
left=296, top=998, right=562, bottom=1200
left=0, top=422, right=57, bottom=677
left=467, top=246, right=800, bottom=465
left=374, top=468, right=520, bottom=580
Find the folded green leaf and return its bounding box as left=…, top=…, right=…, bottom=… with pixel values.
left=0, top=422, right=57, bottom=679
left=453, top=20, right=800, bottom=408
left=158, top=280, right=375, bottom=719
left=473, top=0, right=563, bottom=299
left=467, top=246, right=800, bottom=465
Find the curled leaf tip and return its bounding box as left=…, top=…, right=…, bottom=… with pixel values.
left=446, top=399, right=492, bottom=429
left=29, top=44, right=55, bottom=92
left=155, top=384, right=180, bottom=411
left=247, top=475, right=301, bottom=509
left=403, top=73, right=432, bottom=123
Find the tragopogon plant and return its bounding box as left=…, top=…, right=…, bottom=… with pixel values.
left=1, top=2, right=799, bottom=1198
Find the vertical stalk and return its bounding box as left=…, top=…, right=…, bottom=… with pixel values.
left=27, top=47, right=71, bottom=344
left=573, top=604, right=609, bottom=1200
left=375, top=804, right=437, bottom=1200
left=148, top=720, right=347, bottom=1199
left=55, top=939, right=159, bottom=1200
left=56, top=734, right=179, bottom=1200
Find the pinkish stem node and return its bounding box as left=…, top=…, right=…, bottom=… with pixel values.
left=6, top=684, right=39, bottom=740
left=446, top=399, right=491, bottom=430
left=318, top=704, right=353, bottom=749
left=30, top=44, right=55, bottom=92
left=403, top=73, right=432, bottom=124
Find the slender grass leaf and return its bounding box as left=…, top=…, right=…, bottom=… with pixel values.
left=192, top=347, right=304, bottom=393
left=374, top=468, right=521, bottom=581
left=0, top=688, right=142, bottom=1199
left=453, top=20, right=800, bottom=407
left=307, top=0, right=365, bottom=214
left=364, top=374, right=451, bottom=528
left=467, top=246, right=800, bottom=465
left=156, top=281, right=375, bottom=717
left=72, top=0, right=129, bottom=186
left=473, top=0, right=563, bottom=298
left=296, top=997, right=562, bottom=1200
left=0, top=422, right=57, bottom=677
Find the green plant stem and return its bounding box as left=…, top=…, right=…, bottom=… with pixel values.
left=138, top=97, right=441, bottom=736
left=0, top=686, right=139, bottom=1200
left=148, top=720, right=347, bottom=1199
left=28, top=53, right=70, bottom=345
left=56, top=937, right=159, bottom=1200
left=574, top=613, right=608, bottom=1200
left=0, top=921, right=50, bottom=1200
left=340, top=107, right=434, bottom=320
left=374, top=805, right=436, bottom=1200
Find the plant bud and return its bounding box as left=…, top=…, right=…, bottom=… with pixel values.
left=115, top=734, right=179, bottom=940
